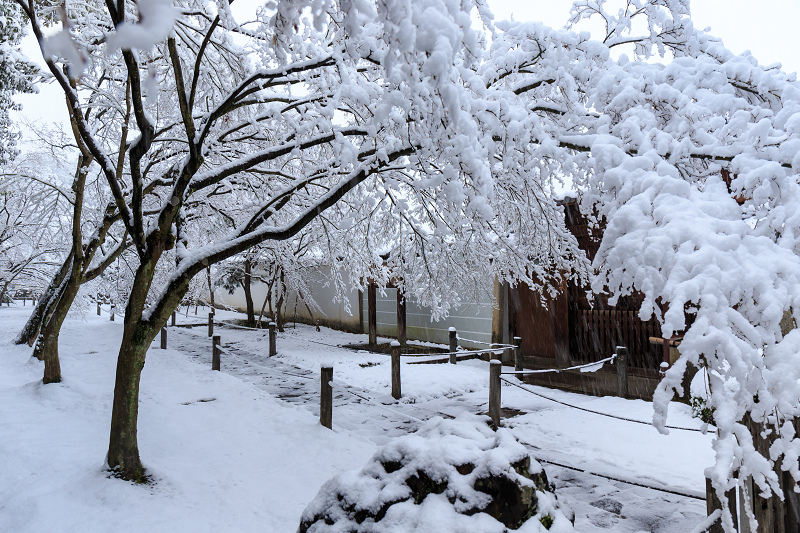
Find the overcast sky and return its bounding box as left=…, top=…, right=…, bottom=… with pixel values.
left=12, top=0, right=800, bottom=140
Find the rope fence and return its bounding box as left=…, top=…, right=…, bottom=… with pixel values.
left=401, top=347, right=505, bottom=357
left=498, top=376, right=706, bottom=433
left=176, top=318, right=715, bottom=520
left=501, top=355, right=616, bottom=375
left=181, top=323, right=710, bottom=513
left=331, top=382, right=425, bottom=424
left=535, top=456, right=705, bottom=500
left=214, top=319, right=269, bottom=332
left=455, top=335, right=515, bottom=349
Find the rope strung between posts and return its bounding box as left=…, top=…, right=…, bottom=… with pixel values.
left=304, top=338, right=348, bottom=349
left=283, top=371, right=314, bottom=380
left=330, top=382, right=425, bottom=423
left=455, top=336, right=515, bottom=349
left=201, top=330, right=703, bottom=499
left=535, top=456, right=705, bottom=500
left=501, top=355, right=616, bottom=375
left=401, top=347, right=505, bottom=357
left=214, top=319, right=269, bottom=332
left=498, top=377, right=706, bottom=433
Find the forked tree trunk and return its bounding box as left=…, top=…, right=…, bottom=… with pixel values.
left=256, top=278, right=273, bottom=328
left=106, top=247, right=193, bottom=482
left=34, top=263, right=85, bottom=383
left=15, top=254, right=72, bottom=346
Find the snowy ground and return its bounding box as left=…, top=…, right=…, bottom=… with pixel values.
left=0, top=304, right=714, bottom=532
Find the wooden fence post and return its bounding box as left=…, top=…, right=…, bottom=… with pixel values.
left=269, top=322, right=277, bottom=356
left=212, top=335, right=221, bottom=370
left=397, top=291, right=407, bottom=346
left=368, top=282, right=377, bottom=345
left=513, top=336, right=523, bottom=372
left=705, top=477, right=737, bottom=533
left=161, top=327, right=167, bottom=349
left=449, top=327, right=457, bottom=364
left=171, top=311, right=176, bottom=326
left=110, top=305, right=115, bottom=321
left=208, top=312, right=214, bottom=337
left=391, top=341, right=401, bottom=399
left=320, top=366, right=333, bottom=429
left=489, top=359, right=502, bottom=429
left=97, top=302, right=101, bottom=316
left=616, top=346, right=628, bottom=398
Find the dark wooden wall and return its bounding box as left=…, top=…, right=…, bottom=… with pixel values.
left=509, top=282, right=569, bottom=366
left=507, top=199, right=663, bottom=372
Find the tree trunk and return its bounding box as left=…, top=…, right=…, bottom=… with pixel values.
left=206, top=266, right=215, bottom=309
left=107, top=257, right=161, bottom=482
left=107, top=326, right=149, bottom=482
left=33, top=262, right=85, bottom=383
left=276, top=269, right=285, bottom=332
left=256, top=278, right=273, bottom=328
left=14, top=253, right=72, bottom=345
left=243, top=259, right=255, bottom=327
left=0, top=281, right=9, bottom=306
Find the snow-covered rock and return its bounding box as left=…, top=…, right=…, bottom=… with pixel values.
left=298, top=414, right=574, bottom=532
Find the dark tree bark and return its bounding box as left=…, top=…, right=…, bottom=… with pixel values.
left=206, top=265, right=215, bottom=309
left=107, top=248, right=169, bottom=482
left=14, top=253, right=72, bottom=346
left=256, top=274, right=274, bottom=328
left=276, top=269, right=285, bottom=332
left=34, top=268, right=75, bottom=382
left=242, top=258, right=255, bottom=327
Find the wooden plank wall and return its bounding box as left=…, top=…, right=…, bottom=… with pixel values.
left=569, top=309, right=662, bottom=370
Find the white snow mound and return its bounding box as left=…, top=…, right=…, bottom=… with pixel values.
left=298, top=413, right=574, bottom=532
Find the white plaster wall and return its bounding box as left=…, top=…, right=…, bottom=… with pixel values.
left=217, top=266, right=361, bottom=330
left=217, top=267, right=495, bottom=347
left=364, top=287, right=494, bottom=349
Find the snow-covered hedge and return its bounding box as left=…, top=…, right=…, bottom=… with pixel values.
left=298, top=414, right=574, bottom=532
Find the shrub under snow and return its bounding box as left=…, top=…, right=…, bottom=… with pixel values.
left=298, top=414, right=574, bottom=532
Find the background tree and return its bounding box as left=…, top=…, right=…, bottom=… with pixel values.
left=0, top=0, right=39, bottom=165
left=0, top=150, right=71, bottom=305
left=217, top=252, right=259, bottom=327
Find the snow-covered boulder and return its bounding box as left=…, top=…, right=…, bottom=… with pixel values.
left=298, top=414, right=574, bottom=532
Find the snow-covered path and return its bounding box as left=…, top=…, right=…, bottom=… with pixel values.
left=175, top=315, right=711, bottom=532
left=0, top=306, right=713, bottom=532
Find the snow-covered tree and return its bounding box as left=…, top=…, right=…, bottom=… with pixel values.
left=20, top=3, right=798, bottom=529
left=0, top=151, right=70, bottom=305
left=532, top=2, right=800, bottom=530
left=0, top=0, right=38, bottom=165
left=15, top=0, right=588, bottom=482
